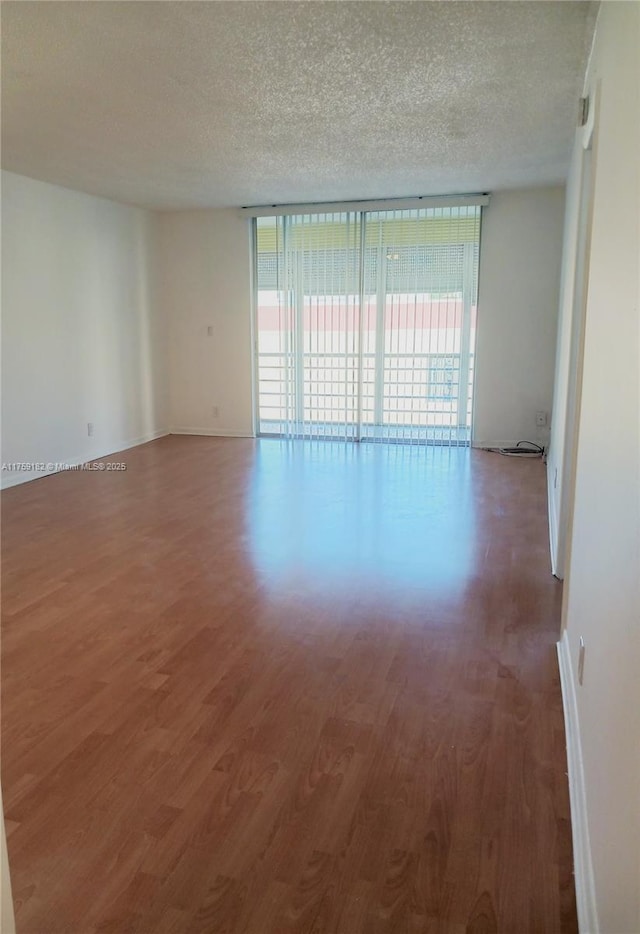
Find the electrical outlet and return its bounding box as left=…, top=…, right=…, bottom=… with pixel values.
left=87, top=422, right=94, bottom=437
left=536, top=411, right=548, bottom=428
left=207, top=326, right=214, bottom=337
left=212, top=406, right=219, bottom=419
left=578, top=637, right=586, bottom=685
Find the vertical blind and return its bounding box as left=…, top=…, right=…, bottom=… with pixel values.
left=254, top=205, right=481, bottom=445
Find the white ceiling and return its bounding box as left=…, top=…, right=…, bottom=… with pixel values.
left=1, top=1, right=597, bottom=211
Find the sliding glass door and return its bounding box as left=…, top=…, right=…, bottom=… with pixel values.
left=254, top=212, right=362, bottom=440
left=254, top=205, right=481, bottom=445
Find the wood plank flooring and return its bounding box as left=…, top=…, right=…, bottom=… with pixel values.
left=1, top=436, right=576, bottom=933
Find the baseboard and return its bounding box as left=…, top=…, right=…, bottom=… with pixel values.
left=471, top=440, right=521, bottom=450
left=557, top=632, right=599, bottom=934
left=0, top=429, right=169, bottom=490
left=170, top=427, right=255, bottom=439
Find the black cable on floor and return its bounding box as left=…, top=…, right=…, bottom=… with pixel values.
left=486, top=440, right=544, bottom=458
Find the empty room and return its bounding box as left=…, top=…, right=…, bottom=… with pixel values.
left=1, top=2, right=638, bottom=933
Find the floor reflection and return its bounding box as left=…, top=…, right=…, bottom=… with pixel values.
left=248, top=439, right=475, bottom=598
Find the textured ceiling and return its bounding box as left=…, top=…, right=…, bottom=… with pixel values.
left=1, top=1, right=597, bottom=210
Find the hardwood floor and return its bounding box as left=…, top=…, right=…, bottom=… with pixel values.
left=1, top=436, right=576, bottom=933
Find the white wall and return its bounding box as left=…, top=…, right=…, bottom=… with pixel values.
left=558, top=3, right=640, bottom=932
left=473, top=186, right=566, bottom=448
left=547, top=139, right=588, bottom=578
left=156, top=210, right=253, bottom=437
left=1, top=171, right=168, bottom=487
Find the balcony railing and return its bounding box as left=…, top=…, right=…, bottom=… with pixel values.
left=257, top=350, right=473, bottom=444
